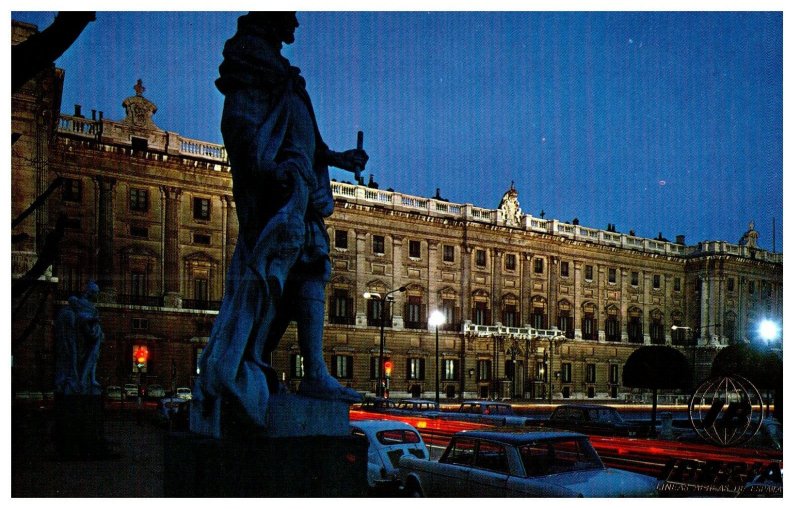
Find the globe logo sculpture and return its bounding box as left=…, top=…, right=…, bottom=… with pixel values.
left=688, top=375, right=764, bottom=447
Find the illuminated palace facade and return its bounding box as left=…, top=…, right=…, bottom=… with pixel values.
left=12, top=21, right=782, bottom=401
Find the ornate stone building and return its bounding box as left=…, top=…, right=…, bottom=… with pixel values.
left=11, top=21, right=782, bottom=401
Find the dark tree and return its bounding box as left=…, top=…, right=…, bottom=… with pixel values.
left=623, top=345, right=691, bottom=432
left=711, top=343, right=782, bottom=420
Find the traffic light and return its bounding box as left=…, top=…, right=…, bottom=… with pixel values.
left=384, top=360, right=393, bottom=378
left=133, top=345, right=149, bottom=371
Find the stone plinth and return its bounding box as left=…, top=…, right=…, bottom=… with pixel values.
left=52, top=394, right=116, bottom=459
left=166, top=394, right=367, bottom=497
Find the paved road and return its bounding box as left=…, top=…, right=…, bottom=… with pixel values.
left=12, top=406, right=165, bottom=497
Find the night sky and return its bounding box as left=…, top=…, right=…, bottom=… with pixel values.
left=10, top=9, right=784, bottom=251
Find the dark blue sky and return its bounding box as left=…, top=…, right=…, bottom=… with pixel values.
left=11, top=10, right=783, bottom=250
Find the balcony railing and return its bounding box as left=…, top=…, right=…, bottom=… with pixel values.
left=117, top=294, right=164, bottom=307
left=182, top=299, right=222, bottom=311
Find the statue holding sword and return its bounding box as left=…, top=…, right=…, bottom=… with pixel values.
left=192, top=11, right=367, bottom=435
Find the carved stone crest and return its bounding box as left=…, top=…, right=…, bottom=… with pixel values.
left=122, top=79, right=159, bottom=130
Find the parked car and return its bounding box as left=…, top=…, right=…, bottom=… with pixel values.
left=351, top=419, right=429, bottom=494
left=146, top=384, right=166, bottom=399
left=175, top=387, right=193, bottom=400
left=390, top=399, right=440, bottom=415
left=105, top=385, right=123, bottom=400
left=399, top=429, right=659, bottom=497
left=545, top=404, right=647, bottom=437
left=359, top=396, right=397, bottom=413
left=156, top=396, right=190, bottom=430
left=123, top=384, right=139, bottom=399
left=441, top=400, right=538, bottom=426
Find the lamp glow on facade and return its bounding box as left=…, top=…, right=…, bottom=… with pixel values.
left=758, top=319, right=779, bottom=342
left=428, top=310, right=446, bottom=328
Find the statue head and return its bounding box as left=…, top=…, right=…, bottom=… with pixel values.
left=84, top=281, right=100, bottom=302
left=239, top=12, right=299, bottom=46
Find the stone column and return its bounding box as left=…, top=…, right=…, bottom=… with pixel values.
left=391, top=236, right=404, bottom=328
left=427, top=240, right=439, bottom=324
left=521, top=253, right=532, bottom=326
left=162, top=186, right=182, bottom=308
left=492, top=248, right=503, bottom=325
left=461, top=244, right=473, bottom=327
left=223, top=196, right=237, bottom=289
left=574, top=262, right=583, bottom=339
left=95, top=176, right=116, bottom=301
left=354, top=229, right=367, bottom=325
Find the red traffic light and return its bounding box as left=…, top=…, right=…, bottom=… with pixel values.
left=384, top=360, right=393, bottom=377
left=133, top=346, right=149, bottom=365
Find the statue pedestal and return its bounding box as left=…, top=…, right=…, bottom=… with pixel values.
left=165, top=394, right=367, bottom=497
left=52, top=394, right=116, bottom=459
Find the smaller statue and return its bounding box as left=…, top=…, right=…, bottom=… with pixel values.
left=498, top=181, right=523, bottom=226
left=739, top=221, right=759, bottom=249
left=54, top=281, right=104, bottom=396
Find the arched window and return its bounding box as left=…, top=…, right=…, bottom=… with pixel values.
left=627, top=307, right=643, bottom=343
left=605, top=305, right=621, bottom=342
left=649, top=309, right=665, bottom=344
left=581, top=302, right=598, bottom=340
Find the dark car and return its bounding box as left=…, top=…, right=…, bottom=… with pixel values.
left=545, top=404, right=646, bottom=437
left=359, top=396, right=398, bottom=413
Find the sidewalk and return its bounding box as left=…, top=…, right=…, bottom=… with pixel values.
left=12, top=406, right=165, bottom=497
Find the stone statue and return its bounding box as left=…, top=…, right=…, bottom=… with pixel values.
left=498, top=181, right=523, bottom=226
left=740, top=221, right=759, bottom=249
left=192, top=12, right=367, bottom=435
left=54, top=281, right=103, bottom=396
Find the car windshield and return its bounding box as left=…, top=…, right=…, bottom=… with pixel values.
left=376, top=429, right=421, bottom=445
left=587, top=408, right=626, bottom=424
left=519, top=437, right=604, bottom=477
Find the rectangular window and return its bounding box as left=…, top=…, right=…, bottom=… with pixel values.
left=727, top=278, right=735, bottom=292
left=586, top=363, right=596, bottom=383
left=535, top=361, right=546, bottom=381
left=130, top=226, right=148, bottom=238
left=333, top=355, right=353, bottom=379
left=329, top=289, right=353, bottom=324
left=476, top=249, right=487, bottom=267
left=503, top=305, right=519, bottom=327
left=749, top=281, right=755, bottom=294
left=473, top=301, right=489, bottom=326
left=534, top=257, right=544, bottom=274
left=409, top=240, right=421, bottom=258
left=194, top=278, right=209, bottom=301
left=585, top=265, right=593, bottom=281
left=290, top=354, right=304, bottom=379
left=631, top=271, right=639, bottom=286
left=674, top=277, right=681, bottom=292
left=561, top=363, right=572, bottom=383
left=334, top=229, right=348, bottom=249
left=62, top=178, right=82, bottom=202
left=442, top=359, right=458, bottom=381
left=372, top=235, right=385, bottom=254
left=131, top=272, right=146, bottom=296
left=193, top=233, right=211, bottom=245
left=609, top=364, right=619, bottom=384
left=477, top=359, right=491, bottom=381
left=608, top=267, right=617, bottom=284
left=560, top=261, right=570, bottom=277
left=532, top=309, right=546, bottom=330
left=405, top=295, right=423, bottom=328
left=505, top=253, right=516, bottom=271
left=653, top=274, right=661, bottom=289
left=442, top=300, right=456, bottom=328
left=132, top=318, right=149, bottom=331
left=443, top=245, right=455, bottom=262
left=193, top=197, right=211, bottom=220
left=366, top=299, right=384, bottom=327
left=129, top=188, right=149, bottom=212
left=407, top=358, right=425, bottom=380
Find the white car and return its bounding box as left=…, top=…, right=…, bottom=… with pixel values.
left=146, top=384, right=166, bottom=399
left=175, top=387, right=192, bottom=400
left=350, top=419, right=429, bottom=494
left=123, top=383, right=139, bottom=399
left=400, top=429, right=659, bottom=497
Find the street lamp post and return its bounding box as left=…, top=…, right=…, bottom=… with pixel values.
left=364, top=286, right=407, bottom=397
left=429, top=310, right=445, bottom=407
